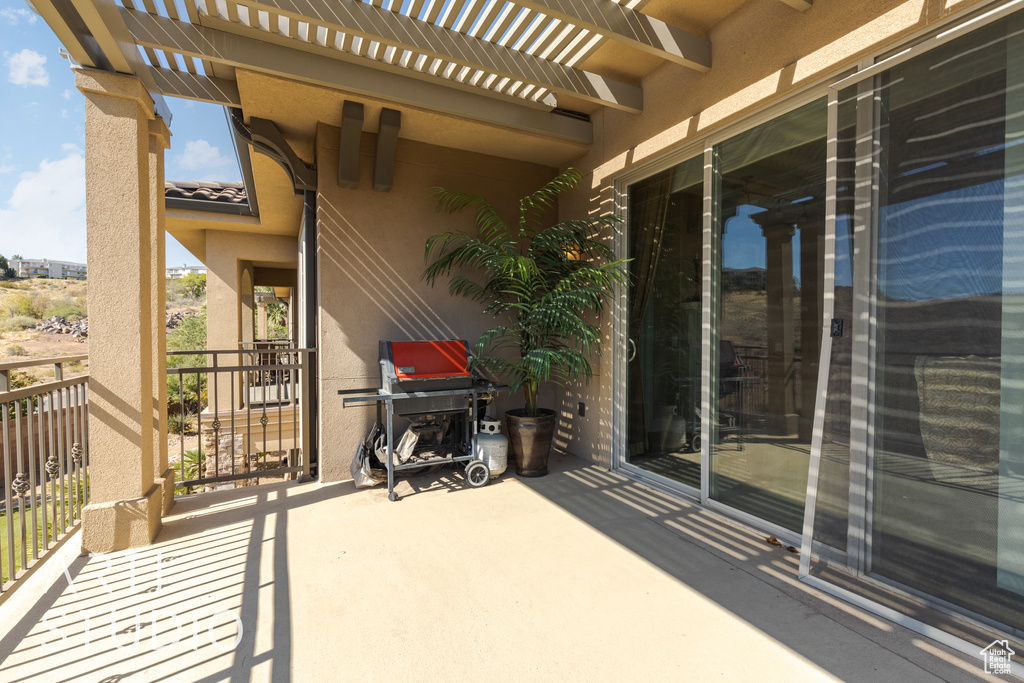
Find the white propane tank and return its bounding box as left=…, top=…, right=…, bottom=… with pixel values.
left=475, top=417, right=508, bottom=478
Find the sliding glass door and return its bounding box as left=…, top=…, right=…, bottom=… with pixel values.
left=620, top=1, right=1024, bottom=642
left=804, top=8, right=1024, bottom=636
left=709, top=99, right=828, bottom=533
left=625, top=155, right=704, bottom=489
left=867, top=13, right=1024, bottom=630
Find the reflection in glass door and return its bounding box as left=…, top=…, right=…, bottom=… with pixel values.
left=806, top=10, right=1024, bottom=636
left=710, top=98, right=828, bottom=533
left=626, top=155, right=704, bottom=489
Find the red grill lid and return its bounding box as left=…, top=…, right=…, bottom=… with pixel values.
left=390, top=340, right=471, bottom=379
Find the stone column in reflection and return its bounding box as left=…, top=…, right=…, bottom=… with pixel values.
left=799, top=214, right=825, bottom=442
left=760, top=220, right=798, bottom=436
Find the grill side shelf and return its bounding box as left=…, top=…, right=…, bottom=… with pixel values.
left=340, top=384, right=507, bottom=406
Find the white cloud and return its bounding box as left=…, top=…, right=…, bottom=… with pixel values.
left=0, top=163, right=13, bottom=174
left=62, top=89, right=72, bottom=99
left=7, top=49, right=49, bottom=87
left=0, top=152, right=86, bottom=262
left=175, top=139, right=234, bottom=177
left=61, top=143, right=81, bottom=153
left=0, top=8, right=37, bottom=25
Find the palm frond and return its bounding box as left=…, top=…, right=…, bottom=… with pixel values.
left=518, top=169, right=582, bottom=235
left=424, top=167, right=629, bottom=414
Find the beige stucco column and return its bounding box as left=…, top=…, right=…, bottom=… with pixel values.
left=239, top=261, right=255, bottom=346
left=257, top=299, right=269, bottom=340
left=77, top=69, right=164, bottom=552
left=149, top=118, right=175, bottom=514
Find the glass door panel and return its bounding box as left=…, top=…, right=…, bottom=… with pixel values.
left=626, top=155, right=704, bottom=489
left=866, top=13, right=1024, bottom=631
left=710, top=98, right=828, bottom=532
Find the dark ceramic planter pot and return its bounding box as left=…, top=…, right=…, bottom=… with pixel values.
left=505, top=408, right=556, bottom=477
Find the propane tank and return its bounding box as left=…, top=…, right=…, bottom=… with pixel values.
left=475, top=417, right=508, bottom=478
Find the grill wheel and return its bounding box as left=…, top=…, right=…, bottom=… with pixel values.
left=464, top=460, right=490, bottom=488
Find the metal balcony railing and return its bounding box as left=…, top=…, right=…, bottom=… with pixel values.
left=167, top=346, right=314, bottom=494
left=0, top=355, right=89, bottom=598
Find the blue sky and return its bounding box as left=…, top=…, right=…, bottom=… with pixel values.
left=0, top=0, right=241, bottom=268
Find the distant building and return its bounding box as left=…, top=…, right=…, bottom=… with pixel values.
left=722, top=267, right=767, bottom=289
left=166, top=264, right=207, bottom=279
left=11, top=258, right=87, bottom=279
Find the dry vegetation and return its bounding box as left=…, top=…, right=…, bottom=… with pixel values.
left=0, top=278, right=90, bottom=383
left=0, top=276, right=205, bottom=384
left=720, top=290, right=803, bottom=349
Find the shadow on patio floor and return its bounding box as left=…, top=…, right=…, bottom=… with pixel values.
left=0, top=481, right=349, bottom=683
left=0, top=454, right=1002, bottom=682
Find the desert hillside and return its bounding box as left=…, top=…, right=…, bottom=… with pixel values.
left=1, top=277, right=203, bottom=385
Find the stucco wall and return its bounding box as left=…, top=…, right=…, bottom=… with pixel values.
left=205, top=230, right=300, bottom=351
left=557, top=0, right=989, bottom=467
left=315, top=123, right=556, bottom=482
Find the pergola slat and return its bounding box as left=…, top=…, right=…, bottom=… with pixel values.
left=514, top=0, right=712, bottom=71
left=149, top=65, right=242, bottom=104
left=122, top=8, right=592, bottom=142
left=228, top=0, right=642, bottom=111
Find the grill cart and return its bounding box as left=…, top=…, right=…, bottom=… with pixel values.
left=342, top=340, right=506, bottom=501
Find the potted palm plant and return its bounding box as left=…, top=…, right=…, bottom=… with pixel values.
left=423, top=169, right=627, bottom=476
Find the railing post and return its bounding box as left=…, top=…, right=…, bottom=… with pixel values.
left=300, top=352, right=312, bottom=480
left=53, top=362, right=63, bottom=382
left=0, top=369, right=8, bottom=393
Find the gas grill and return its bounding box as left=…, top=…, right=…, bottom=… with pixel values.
left=342, top=339, right=506, bottom=501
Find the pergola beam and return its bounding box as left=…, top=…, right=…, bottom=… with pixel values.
left=514, top=0, right=711, bottom=71
left=778, top=0, right=812, bottom=10
left=69, top=0, right=173, bottom=121
left=373, top=108, right=401, bottom=192
left=31, top=0, right=105, bottom=69
left=122, top=9, right=593, bottom=144
left=217, top=0, right=642, bottom=112
left=68, top=0, right=134, bottom=73
left=148, top=67, right=242, bottom=105
left=338, top=101, right=364, bottom=189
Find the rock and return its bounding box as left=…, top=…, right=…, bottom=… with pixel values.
left=33, top=316, right=87, bottom=338
left=166, top=311, right=196, bottom=331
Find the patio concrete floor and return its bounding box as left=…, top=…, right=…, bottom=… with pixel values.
left=0, top=453, right=1006, bottom=682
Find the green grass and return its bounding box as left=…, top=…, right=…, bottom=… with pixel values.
left=0, top=482, right=87, bottom=584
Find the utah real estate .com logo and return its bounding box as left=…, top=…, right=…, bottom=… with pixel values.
left=981, top=640, right=1015, bottom=676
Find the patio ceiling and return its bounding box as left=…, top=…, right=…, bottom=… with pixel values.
left=29, top=0, right=800, bottom=143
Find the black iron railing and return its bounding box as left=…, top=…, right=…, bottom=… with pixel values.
left=0, top=355, right=89, bottom=597
left=167, top=347, right=314, bottom=493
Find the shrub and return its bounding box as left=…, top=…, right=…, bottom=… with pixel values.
left=175, top=449, right=203, bottom=495
left=5, top=371, right=39, bottom=419
left=0, top=316, right=37, bottom=332
left=3, top=293, right=40, bottom=318
left=167, top=310, right=207, bottom=353
left=167, top=409, right=197, bottom=436
left=167, top=274, right=207, bottom=307
left=167, top=373, right=207, bottom=416
left=5, top=344, right=27, bottom=356
left=179, top=273, right=206, bottom=300
left=167, top=311, right=208, bottom=414
left=43, top=298, right=86, bottom=321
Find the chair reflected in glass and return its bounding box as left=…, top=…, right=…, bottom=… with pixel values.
left=707, top=340, right=759, bottom=450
